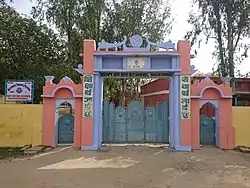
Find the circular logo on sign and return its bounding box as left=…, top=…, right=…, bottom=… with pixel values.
left=16, top=87, right=23, bottom=94
left=130, top=35, right=143, bottom=48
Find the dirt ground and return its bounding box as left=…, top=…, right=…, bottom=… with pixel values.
left=1, top=146, right=250, bottom=188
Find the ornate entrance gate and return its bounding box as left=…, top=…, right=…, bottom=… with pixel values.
left=200, top=115, right=215, bottom=145
left=58, top=114, right=74, bottom=143
left=41, top=34, right=235, bottom=151
left=102, top=100, right=169, bottom=143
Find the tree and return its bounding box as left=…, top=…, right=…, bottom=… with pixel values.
left=186, top=0, right=250, bottom=78
left=236, top=70, right=250, bottom=78
left=0, top=6, right=65, bottom=103
left=0, top=0, right=12, bottom=6
left=101, top=0, right=172, bottom=42
left=31, top=0, right=84, bottom=83
left=31, top=0, right=173, bottom=104
left=101, top=0, right=173, bottom=104
left=77, top=0, right=105, bottom=42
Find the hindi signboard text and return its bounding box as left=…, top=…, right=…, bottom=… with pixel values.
left=180, top=75, right=191, bottom=120
left=83, top=75, right=93, bottom=118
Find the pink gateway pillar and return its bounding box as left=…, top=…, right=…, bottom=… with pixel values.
left=81, top=40, right=95, bottom=149
left=177, top=40, right=192, bottom=147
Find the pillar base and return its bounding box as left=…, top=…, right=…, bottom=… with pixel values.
left=81, top=145, right=99, bottom=150
left=174, top=145, right=192, bottom=151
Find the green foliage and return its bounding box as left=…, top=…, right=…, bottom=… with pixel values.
left=0, top=6, right=65, bottom=102
left=100, top=0, right=173, bottom=103
left=31, top=0, right=83, bottom=82
left=0, top=147, right=24, bottom=160
left=0, top=0, right=172, bottom=104
left=236, top=70, right=250, bottom=78
left=186, top=0, right=250, bottom=77
left=101, top=0, right=172, bottom=42
left=0, top=0, right=12, bottom=6
left=31, top=0, right=172, bottom=104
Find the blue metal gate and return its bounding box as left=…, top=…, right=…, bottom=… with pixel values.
left=200, top=115, right=215, bottom=145
left=102, top=100, right=169, bottom=143
left=58, top=114, right=74, bottom=143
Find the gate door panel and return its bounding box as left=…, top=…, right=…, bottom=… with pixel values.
left=127, top=101, right=144, bottom=142
left=58, top=114, right=74, bottom=143
left=102, top=100, right=169, bottom=144
left=156, top=101, right=169, bottom=143
left=200, top=115, right=215, bottom=145
left=114, top=106, right=126, bottom=142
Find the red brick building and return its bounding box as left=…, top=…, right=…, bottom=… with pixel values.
left=140, top=77, right=250, bottom=117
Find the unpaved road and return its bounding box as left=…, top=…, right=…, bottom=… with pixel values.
left=1, top=146, right=250, bottom=188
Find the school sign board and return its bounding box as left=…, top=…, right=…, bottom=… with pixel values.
left=4, top=80, right=34, bottom=103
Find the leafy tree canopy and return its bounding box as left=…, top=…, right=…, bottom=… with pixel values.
left=1, top=0, right=173, bottom=104
left=186, top=0, right=250, bottom=78
left=0, top=6, right=66, bottom=102
left=31, top=0, right=173, bottom=104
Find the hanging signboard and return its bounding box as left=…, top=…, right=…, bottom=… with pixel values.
left=83, top=74, right=94, bottom=118
left=4, top=80, right=34, bottom=103
left=180, top=75, right=191, bottom=120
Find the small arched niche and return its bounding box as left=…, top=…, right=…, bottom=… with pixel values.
left=53, top=87, right=75, bottom=99
left=200, top=87, right=222, bottom=99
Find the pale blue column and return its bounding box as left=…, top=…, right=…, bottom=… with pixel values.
left=169, top=76, right=175, bottom=147
left=92, top=72, right=101, bottom=149
left=98, top=76, right=104, bottom=148
left=173, top=72, right=180, bottom=147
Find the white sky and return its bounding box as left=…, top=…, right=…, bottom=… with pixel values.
left=10, top=0, right=250, bottom=74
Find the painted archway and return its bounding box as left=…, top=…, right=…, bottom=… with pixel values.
left=41, top=34, right=235, bottom=151
left=190, top=76, right=235, bottom=149
left=41, top=76, right=82, bottom=148
left=79, top=35, right=192, bottom=151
